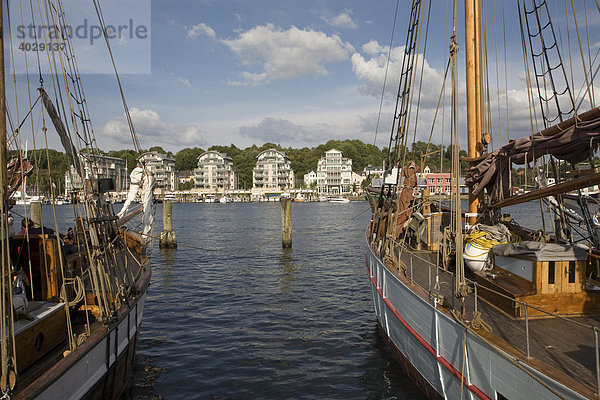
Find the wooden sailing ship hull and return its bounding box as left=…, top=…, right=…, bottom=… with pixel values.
left=13, top=244, right=151, bottom=400
left=366, top=241, right=590, bottom=400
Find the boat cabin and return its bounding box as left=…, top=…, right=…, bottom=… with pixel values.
left=9, top=232, right=76, bottom=373
left=474, top=241, right=600, bottom=318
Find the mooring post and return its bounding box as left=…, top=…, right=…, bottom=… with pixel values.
left=281, top=197, right=292, bottom=248
left=159, top=200, right=177, bottom=248
left=30, top=201, right=42, bottom=227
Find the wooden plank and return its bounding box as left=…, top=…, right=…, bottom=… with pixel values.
left=15, top=303, right=67, bottom=373
left=492, top=172, right=600, bottom=209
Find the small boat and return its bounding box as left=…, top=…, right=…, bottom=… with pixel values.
left=328, top=197, right=350, bottom=203
left=162, top=193, right=179, bottom=203
left=294, top=193, right=306, bottom=202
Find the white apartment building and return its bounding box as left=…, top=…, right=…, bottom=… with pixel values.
left=252, top=149, right=295, bottom=191
left=194, top=151, right=237, bottom=191
left=352, top=171, right=365, bottom=191
left=316, top=148, right=353, bottom=195
left=65, top=154, right=128, bottom=194
left=303, top=170, right=317, bottom=187
left=139, top=151, right=177, bottom=191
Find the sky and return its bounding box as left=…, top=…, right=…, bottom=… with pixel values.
left=5, top=0, right=600, bottom=154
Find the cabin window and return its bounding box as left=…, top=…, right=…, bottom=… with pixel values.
left=548, top=261, right=555, bottom=284
left=568, top=261, right=576, bottom=283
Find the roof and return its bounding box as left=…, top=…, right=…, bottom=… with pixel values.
left=141, top=151, right=175, bottom=162
left=198, top=150, right=233, bottom=162
left=256, top=148, right=289, bottom=160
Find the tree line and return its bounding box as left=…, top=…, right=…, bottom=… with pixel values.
left=15, top=140, right=469, bottom=193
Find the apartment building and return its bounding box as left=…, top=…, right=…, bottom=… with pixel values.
left=316, top=148, right=353, bottom=195
left=139, top=151, right=177, bottom=191
left=194, top=151, right=237, bottom=191
left=252, top=149, right=294, bottom=191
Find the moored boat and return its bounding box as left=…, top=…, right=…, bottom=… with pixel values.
left=367, top=1, right=600, bottom=399
left=0, top=1, right=155, bottom=398
left=329, top=197, right=350, bottom=204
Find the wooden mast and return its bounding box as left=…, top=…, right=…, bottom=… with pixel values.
left=0, top=0, right=12, bottom=392
left=465, top=0, right=482, bottom=225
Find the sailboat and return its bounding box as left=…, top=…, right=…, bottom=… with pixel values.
left=0, top=1, right=154, bottom=399
left=367, top=1, right=600, bottom=399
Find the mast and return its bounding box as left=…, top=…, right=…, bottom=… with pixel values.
left=465, top=0, right=482, bottom=225
left=0, top=1, right=5, bottom=192
left=0, top=0, right=12, bottom=392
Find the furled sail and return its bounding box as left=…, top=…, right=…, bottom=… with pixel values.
left=467, top=110, right=600, bottom=203
left=38, top=88, right=85, bottom=179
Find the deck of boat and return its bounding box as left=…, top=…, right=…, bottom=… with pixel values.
left=394, top=248, right=599, bottom=398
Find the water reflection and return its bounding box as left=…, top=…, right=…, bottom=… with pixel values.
left=156, top=247, right=177, bottom=289
left=279, top=248, right=295, bottom=292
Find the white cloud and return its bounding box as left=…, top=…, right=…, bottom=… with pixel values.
left=102, top=108, right=206, bottom=148
left=222, top=24, right=354, bottom=86
left=233, top=106, right=394, bottom=148
left=177, top=77, right=192, bottom=87
left=351, top=41, right=444, bottom=107
left=361, top=40, right=383, bottom=55
left=322, top=11, right=358, bottom=29
left=238, top=117, right=330, bottom=145
left=186, top=23, right=216, bottom=39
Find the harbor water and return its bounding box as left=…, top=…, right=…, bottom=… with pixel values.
left=39, top=200, right=552, bottom=399
left=127, top=201, right=426, bottom=399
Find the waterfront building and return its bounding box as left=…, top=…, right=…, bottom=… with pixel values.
left=178, top=170, right=195, bottom=185
left=194, top=151, right=238, bottom=191
left=352, top=172, right=365, bottom=192
left=316, top=148, right=353, bottom=195
left=363, top=164, right=385, bottom=177
left=421, top=166, right=468, bottom=195
left=139, top=151, right=177, bottom=191
left=252, top=149, right=294, bottom=191
left=303, top=170, right=317, bottom=188
left=65, top=154, right=128, bottom=194
left=425, top=172, right=452, bottom=194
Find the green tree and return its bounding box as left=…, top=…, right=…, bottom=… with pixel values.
left=106, top=149, right=139, bottom=174
left=22, top=149, right=70, bottom=196
left=174, top=147, right=205, bottom=171
left=362, top=173, right=379, bottom=189
left=179, top=181, right=194, bottom=190
left=146, top=146, right=173, bottom=157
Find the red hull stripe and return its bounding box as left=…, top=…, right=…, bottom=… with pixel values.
left=366, top=254, right=491, bottom=400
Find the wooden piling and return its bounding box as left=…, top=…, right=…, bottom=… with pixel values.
left=159, top=200, right=177, bottom=248
left=30, top=201, right=42, bottom=227
left=281, top=197, right=292, bottom=248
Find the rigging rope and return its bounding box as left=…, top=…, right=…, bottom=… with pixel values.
left=373, top=0, right=401, bottom=147
left=91, top=0, right=141, bottom=154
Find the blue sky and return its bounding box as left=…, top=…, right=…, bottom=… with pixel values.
left=6, top=0, right=600, bottom=154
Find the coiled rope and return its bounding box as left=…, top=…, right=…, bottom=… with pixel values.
left=465, top=230, right=507, bottom=252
